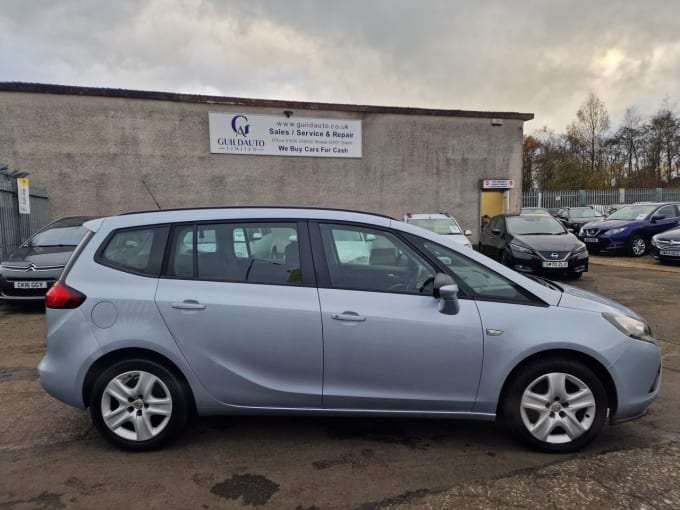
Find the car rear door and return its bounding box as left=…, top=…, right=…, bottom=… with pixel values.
left=155, top=220, right=323, bottom=408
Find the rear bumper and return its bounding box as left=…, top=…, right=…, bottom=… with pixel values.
left=38, top=308, right=101, bottom=409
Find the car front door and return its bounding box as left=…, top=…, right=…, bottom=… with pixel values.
left=313, top=222, right=484, bottom=412
left=155, top=221, right=323, bottom=408
left=649, top=205, right=680, bottom=235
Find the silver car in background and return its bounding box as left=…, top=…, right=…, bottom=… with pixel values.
left=39, top=207, right=661, bottom=452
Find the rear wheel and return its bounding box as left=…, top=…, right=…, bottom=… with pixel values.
left=629, top=235, right=647, bottom=257
left=90, top=359, right=191, bottom=451
left=503, top=358, right=608, bottom=453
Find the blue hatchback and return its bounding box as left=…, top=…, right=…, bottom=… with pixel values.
left=579, top=202, right=680, bottom=256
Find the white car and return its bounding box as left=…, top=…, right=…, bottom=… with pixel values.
left=403, top=213, right=473, bottom=248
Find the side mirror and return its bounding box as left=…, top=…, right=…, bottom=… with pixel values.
left=464, top=229, right=472, bottom=236
left=438, top=283, right=460, bottom=315
left=365, top=234, right=376, bottom=241
left=651, top=214, right=666, bottom=223
left=567, top=228, right=574, bottom=233
left=252, top=232, right=263, bottom=240
left=433, top=272, right=455, bottom=298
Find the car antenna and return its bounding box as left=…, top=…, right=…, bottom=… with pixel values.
left=141, top=178, right=162, bottom=210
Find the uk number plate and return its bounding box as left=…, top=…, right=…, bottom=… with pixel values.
left=14, top=281, right=48, bottom=289
left=583, top=237, right=598, bottom=243
left=660, top=250, right=680, bottom=256
left=542, top=261, right=568, bottom=268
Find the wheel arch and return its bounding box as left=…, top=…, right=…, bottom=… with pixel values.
left=82, top=347, right=196, bottom=413
left=495, top=349, right=618, bottom=420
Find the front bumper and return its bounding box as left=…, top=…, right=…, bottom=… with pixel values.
left=579, top=233, right=629, bottom=252
left=651, top=245, right=680, bottom=262
left=609, top=338, right=661, bottom=423
left=0, top=268, right=61, bottom=301
left=506, top=250, right=589, bottom=275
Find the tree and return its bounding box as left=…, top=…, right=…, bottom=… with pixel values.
left=568, top=93, right=610, bottom=173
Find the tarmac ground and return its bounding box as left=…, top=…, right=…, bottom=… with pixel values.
left=1, top=255, right=679, bottom=509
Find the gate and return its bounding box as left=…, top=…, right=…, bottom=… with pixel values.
left=0, top=175, right=51, bottom=260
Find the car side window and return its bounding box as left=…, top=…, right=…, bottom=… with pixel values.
left=416, top=239, right=537, bottom=304
left=489, top=217, right=503, bottom=233
left=98, top=226, right=169, bottom=276
left=319, top=223, right=435, bottom=295
left=656, top=205, right=677, bottom=219
left=166, top=222, right=301, bottom=285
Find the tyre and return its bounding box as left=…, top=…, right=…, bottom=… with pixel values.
left=629, top=235, right=647, bottom=257
left=90, top=359, right=191, bottom=451
left=503, top=358, right=608, bottom=453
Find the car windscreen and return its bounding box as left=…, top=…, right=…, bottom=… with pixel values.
left=506, top=216, right=566, bottom=235
left=606, top=205, right=656, bottom=221
left=409, top=218, right=462, bottom=234
left=570, top=208, right=604, bottom=219
left=24, top=225, right=89, bottom=247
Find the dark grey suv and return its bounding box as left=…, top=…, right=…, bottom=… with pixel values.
left=0, top=216, right=94, bottom=302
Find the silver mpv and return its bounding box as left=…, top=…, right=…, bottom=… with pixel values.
left=39, top=207, right=661, bottom=452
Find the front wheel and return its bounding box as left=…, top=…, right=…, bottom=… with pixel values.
left=629, top=235, right=647, bottom=257
left=503, top=359, right=608, bottom=453
left=90, top=359, right=191, bottom=451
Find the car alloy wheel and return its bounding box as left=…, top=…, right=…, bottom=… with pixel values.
left=630, top=236, right=647, bottom=257
left=504, top=359, right=607, bottom=452
left=91, top=359, right=190, bottom=450
left=520, top=372, right=595, bottom=444
left=100, top=370, right=173, bottom=442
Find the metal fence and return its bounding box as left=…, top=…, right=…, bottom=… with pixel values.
left=0, top=176, right=51, bottom=260
left=523, top=188, right=680, bottom=209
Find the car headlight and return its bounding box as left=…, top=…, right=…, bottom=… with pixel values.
left=603, top=312, right=655, bottom=343
left=605, top=227, right=626, bottom=236
left=651, top=237, right=659, bottom=248
left=578, top=227, right=585, bottom=236
left=509, top=243, right=532, bottom=254
left=573, top=243, right=587, bottom=254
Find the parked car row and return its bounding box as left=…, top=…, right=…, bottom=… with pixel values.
left=577, top=202, right=680, bottom=257
left=3, top=203, right=679, bottom=305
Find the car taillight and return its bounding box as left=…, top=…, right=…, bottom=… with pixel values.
left=45, top=282, right=86, bottom=309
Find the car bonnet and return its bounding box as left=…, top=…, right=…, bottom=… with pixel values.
left=557, top=283, right=642, bottom=320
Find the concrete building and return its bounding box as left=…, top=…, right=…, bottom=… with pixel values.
left=0, top=83, right=533, bottom=242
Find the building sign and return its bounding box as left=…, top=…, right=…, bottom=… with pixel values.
left=17, top=177, right=30, bottom=214
left=209, top=112, right=362, bottom=158
left=481, top=179, right=515, bottom=190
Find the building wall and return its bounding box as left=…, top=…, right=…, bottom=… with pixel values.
left=0, top=89, right=527, bottom=241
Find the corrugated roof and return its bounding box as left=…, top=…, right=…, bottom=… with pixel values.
left=0, top=82, right=534, bottom=121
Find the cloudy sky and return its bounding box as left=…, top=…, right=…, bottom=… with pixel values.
left=1, top=0, right=679, bottom=132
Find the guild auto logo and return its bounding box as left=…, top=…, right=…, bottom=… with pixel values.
left=231, top=115, right=250, bottom=137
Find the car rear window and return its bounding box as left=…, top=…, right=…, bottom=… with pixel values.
left=97, top=226, right=169, bottom=276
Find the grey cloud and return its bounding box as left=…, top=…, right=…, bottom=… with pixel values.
left=1, top=0, right=679, bottom=132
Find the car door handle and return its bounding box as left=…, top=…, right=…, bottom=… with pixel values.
left=171, top=300, right=206, bottom=310
left=331, top=312, right=366, bottom=322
